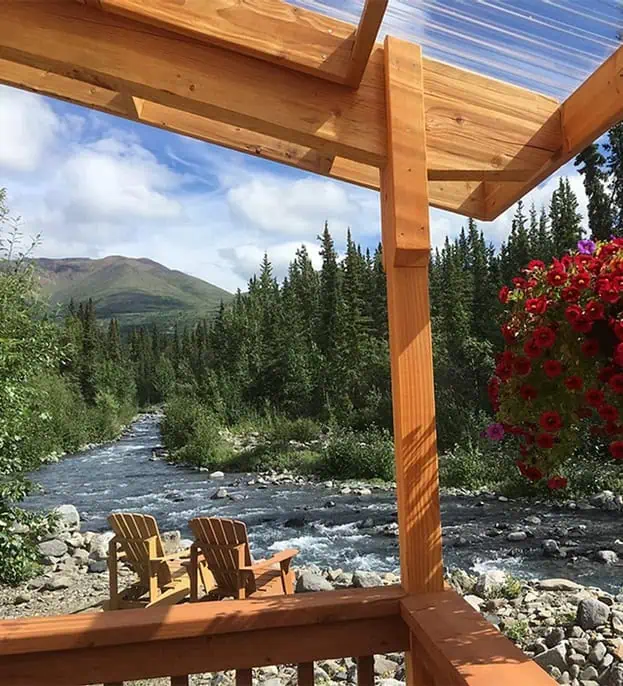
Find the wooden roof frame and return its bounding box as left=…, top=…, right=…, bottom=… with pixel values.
left=1, top=1, right=620, bottom=222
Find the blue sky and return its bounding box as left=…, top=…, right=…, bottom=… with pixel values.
left=1, top=0, right=619, bottom=291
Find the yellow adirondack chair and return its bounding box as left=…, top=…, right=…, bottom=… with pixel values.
left=188, top=516, right=298, bottom=600
left=107, top=512, right=211, bottom=610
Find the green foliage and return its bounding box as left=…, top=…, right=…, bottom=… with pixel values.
left=485, top=575, right=524, bottom=601
left=504, top=619, right=530, bottom=643
left=268, top=417, right=321, bottom=445
left=439, top=440, right=519, bottom=491
left=320, top=427, right=394, bottom=481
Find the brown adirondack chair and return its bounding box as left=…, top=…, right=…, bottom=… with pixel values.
left=188, top=516, right=298, bottom=600
left=107, top=512, right=211, bottom=610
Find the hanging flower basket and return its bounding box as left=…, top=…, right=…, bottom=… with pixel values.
left=488, top=238, right=623, bottom=489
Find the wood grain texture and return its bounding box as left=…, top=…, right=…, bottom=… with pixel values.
left=485, top=44, right=623, bottom=219
left=347, top=0, right=389, bottom=87
left=0, top=617, right=408, bottom=686
left=380, top=37, right=443, bottom=593
left=86, top=0, right=357, bottom=84
left=401, top=591, right=558, bottom=686
left=298, top=661, right=315, bottom=686
left=356, top=655, right=374, bottom=686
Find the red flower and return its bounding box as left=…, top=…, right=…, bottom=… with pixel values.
left=533, top=326, right=556, bottom=348
left=609, top=441, right=623, bottom=459
left=585, top=300, right=605, bottom=320
left=575, top=254, right=592, bottom=268
left=540, top=411, right=562, bottom=433
left=513, top=356, right=532, bottom=376
left=571, top=315, right=593, bottom=334
left=512, top=277, right=528, bottom=289
left=599, top=404, right=619, bottom=422
left=564, top=305, right=582, bottom=323
left=564, top=375, right=583, bottom=391
left=599, top=366, right=616, bottom=382
left=609, top=373, right=623, bottom=394
left=547, top=476, right=568, bottom=490
left=536, top=433, right=554, bottom=449
left=598, top=278, right=620, bottom=303
left=572, top=270, right=591, bottom=289
left=585, top=388, right=605, bottom=407
left=519, top=384, right=538, bottom=401
left=495, top=362, right=512, bottom=382
left=525, top=297, right=547, bottom=314
left=581, top=339, right=600, bottom=357
left=517, top=461, right=543, bottom=481
left=616, top=343, right=623, bottom=366
left=498, top=286, right=510, bottom=304
left=501, top=323, right=518, bottom=344
left=543, top=359, right=563, bottom=378
left=547, top=269, right=568, bottom=287
left=612, top=319, right=623, bottom=341
left=524, top=339, right=543, bottom=359
left=526, top=260, right=545, bottom=272
left=561, top=286, right=580, bottom=302
left=605, top=422, right=622, bottom=436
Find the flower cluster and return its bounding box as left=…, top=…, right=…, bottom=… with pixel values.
left=488, top=238, right=623, bottom=489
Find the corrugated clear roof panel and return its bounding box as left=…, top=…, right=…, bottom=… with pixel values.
left=288, top=0, right=622, bottom=100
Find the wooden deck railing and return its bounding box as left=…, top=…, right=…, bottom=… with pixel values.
left=0, top=586, right=558, bottom=686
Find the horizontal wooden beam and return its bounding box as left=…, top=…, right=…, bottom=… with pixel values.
left=401, top=590, right=557, bottom=685
left=346, top=0, right=389, bottom=87
left=0, top=2, right=562, bottom=205
left=0, top=58, right=488, bottom=218
left=485, top=44, right=623, bottom=219
left=77, top=0, right=359, bottom=85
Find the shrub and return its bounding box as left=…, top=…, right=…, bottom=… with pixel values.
left=268, top=417, right=321, bottom=445
left=320, top=427, right=394, bottom=481
left=504, top=619, right=529, bottom=643
left=439, top=440, right=521, bottom=491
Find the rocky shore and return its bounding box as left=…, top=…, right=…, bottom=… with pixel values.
left=3, top=503, right=623, bottom=686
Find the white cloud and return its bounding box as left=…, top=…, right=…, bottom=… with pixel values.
left=0, top=87, right=61, bottom=172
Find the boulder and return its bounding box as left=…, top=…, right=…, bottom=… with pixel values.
left=374, top=656, right=400, bottom=676
left=161, top=530, right=182, bottom=555
left=595, top=550, right=619, bottom=565
left=88, top=531, right=115, bottom=561
left=284, top=517, right=307, bottom=529
left=544, top=627, right=566, bottom=648
left=568, top=638, right=590, bottom=655
left=588, top=641, right=607, bottom=665
left=88, top=559, right=108, bottom=573
left=352, top=571, right=383, bottom=588
left=474, top=570, right=507, bottom=597
left=44, top=576, right=73, bottom=591
left=296, top=571, right=333, bottom=593
left=72, top=548, right=89, bottom=566
left=533, top=644, right=568, bottom=673
left=537, top=578, right=583, bottom=592
left=37, top=539, right=68, bottom=558
left=576, top=598, right=611, bottom=630
left=542, top=539, right=561, bottom=557
left=212, top=487, right=228, bottom=500
left=604, top=664, right=623, bottom=686
left=54, top=504, right=80, bottom=532
left=507, top=531, right=527, bottom=542
left=67, top=532, right=84, bottom=549
left=464, top=595, right=484, bottom=611
left=612, top=610, right=623, bottom=635
left=209, top=471, right=225, bottom=479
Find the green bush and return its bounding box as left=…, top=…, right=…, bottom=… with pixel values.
left=439, top=440, right=521, bottom=492
left=320, top=427, right=394, bottom=481
left=504, top=619, right=529, bottom=643
left=268, top=417, right=321, bottom=445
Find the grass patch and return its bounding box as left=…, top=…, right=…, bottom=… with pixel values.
left=504, top=619, right=529, bottom=643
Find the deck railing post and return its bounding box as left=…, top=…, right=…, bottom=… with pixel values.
left=380, top=35, right=444, bottom=686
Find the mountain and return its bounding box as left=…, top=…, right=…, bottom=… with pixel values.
left=35, top=255, right=233, bottom=331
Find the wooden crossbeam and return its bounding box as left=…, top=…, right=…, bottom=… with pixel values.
left=347, top=0, right=389, bottom=87
left=486, top=44, right=623, bottom=219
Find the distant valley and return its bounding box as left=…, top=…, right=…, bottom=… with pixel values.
left=35, top=255, right=233, bottom=331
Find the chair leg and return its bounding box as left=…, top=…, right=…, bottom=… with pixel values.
left=190, top=545, right=199, bottom=601
left=236, top=669, right=252, bottom=686
left=107, top=539, right=119, bottom=610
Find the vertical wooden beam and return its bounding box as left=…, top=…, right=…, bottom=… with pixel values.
left=298, top=661, right=314, bottom=685
left=380, top=35, right=443, bottom=686
left=356, top=655, right=375, bottom=686
left=347, top=0, right=389, bottom=87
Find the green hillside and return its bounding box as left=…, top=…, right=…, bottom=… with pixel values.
left=35, top=256, right=233, bottom=331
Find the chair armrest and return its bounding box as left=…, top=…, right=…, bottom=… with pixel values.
left=245, top=548, right=299, bottom=573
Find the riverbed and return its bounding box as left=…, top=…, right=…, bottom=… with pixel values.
left=23, top=415, right=623, bottom=591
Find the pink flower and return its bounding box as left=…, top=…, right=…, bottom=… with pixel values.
left=486, top=423, right=505, bottom=441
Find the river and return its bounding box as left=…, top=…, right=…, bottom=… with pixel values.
left=23, top=415, right=623, bottom=591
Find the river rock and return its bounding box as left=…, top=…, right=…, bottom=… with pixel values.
left=545, top=627, right=565, bottom=648
left=88, top=559, right=108, bottom=574
left=212, top=487, right=228, bottom=500
left=374, top=656, right=399, bottom=676
left=537, top=579, right=583, bottom=592
left=89, top=532, right=115, bottom=561
left=534, top=644, right=567, bottom=673
left=542, top=539, right=561, bottom=557
left=568, top=638, right=590, bottom=655
left=296, top=571, right=333, bottom=593
left=72, top=548, right=89, bottom=566
left=604, top=664, right=623, bottom=686
left=38, top=539, right=68, bottom=558
left=588, top=641, right=607, bottom=665
left=507, top=531, right=527, bottom=542
left=285, top=517, right=307, bottom=528
left=44, top=575, right=73, bottom=591
left=577, top=598, right=611, bottom=630
left=595, top=550, right=619, bottom=565
left=67, top=531, right=84, bottom=549
left=464, top=595, right=484, bottom=611
left=612, top=611, right=623, bottom=634
left=353, top=571, right=383, bottom=588
left=474, top=570, right=507, bottom=597
left=161, top=531, right=182, bottom=555
left=53, top=504, right=80, bottom=532
left=210, top=471, right=225, bottom=479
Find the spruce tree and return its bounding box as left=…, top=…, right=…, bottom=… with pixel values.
left=575, top=143, right=613, bottom=240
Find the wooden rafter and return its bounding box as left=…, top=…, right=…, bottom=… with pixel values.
left=486, top=44, right=623, bottom=219
left=346, top=0, right=389, bottom=87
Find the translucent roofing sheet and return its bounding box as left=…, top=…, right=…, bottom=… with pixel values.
left=290, top=0, right=622, bottom=100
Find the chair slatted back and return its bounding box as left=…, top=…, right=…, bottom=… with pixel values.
left=108, top=513, right=167, bottom=585
left=189, top=517, right=253, bottom=597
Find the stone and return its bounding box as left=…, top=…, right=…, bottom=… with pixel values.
left=568, top=638, right=590, bottom=655
left=67, top=531, right=84, bottom=549
left=374, top=656, right=399, bottom=676
left=568, top=654, right=586, bottom=667
left=579, top=666, right=599, bottom=681
left=464, top=595, right=484, bottom=611
left=378, top=680, right=405, bottom=686
left=576, top=598, right=611, bottom=630
left=352, top=571, right=383, bottom=588
left=37, top=539, right=68, bottom=558
left=210, top=471, right=225, bottom=479
left=161, top=530, right=182, bottom=555
left=537, top=579, right=583, bottom=592
left=89, top=531, right=115, bottom=561
left=88, top=559, right=108, bottom=573
left=72, top=548, right=89, bottom=566
left=474, top=570, right=507, bottom=597
left=595, top=550, right=618, bottom=565
left=542, top=539, right=561, bottom=557
left=533, top=644, right=568, bottom=673
left=545, top=627, right=566, bottom=648
left=356, top=488, right=372, bottom=497
left=13, top=593, right=30, bottom=605
left=324, top=500, right=336, bottom=508
left=588, top=641, right=607, bottom=665
left=507, top=531, right=528, bottom=542
left=295, top=571, right=333, bottom=593
left=212, top=487, right=228, bottom=500
left=612, top=611, right=623, bottom=635
left=53, top=504, right=80, bottom=532
left=525, top=515, right=542, bottom=525
left=44, top=576, right=72, bottom=591
left=284, top=517, right=307, bottom=529
left=604, top=664, right=623, bottom=686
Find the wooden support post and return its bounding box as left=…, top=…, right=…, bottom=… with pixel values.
left=170, top=677, right=189, bottom=686
left=380, top=35, right=443, bottom=686
left=356, top=656, right=375, bottom=686
left=236, top=669, right=253, bottom=686
left=298, top=661, right=314, bottom=685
